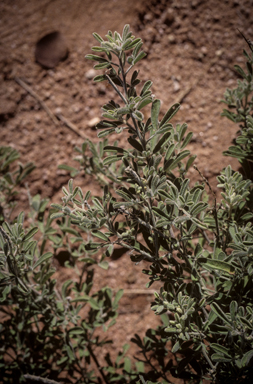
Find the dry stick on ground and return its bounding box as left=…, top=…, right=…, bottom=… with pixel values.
left=23, top=374, right=61, bottom=384
left=175, top=57, right=221, bottom=104
left=15, top=77, right=59, bottom=126
left=175, top=81, right=198, bottom=104
left=14, top=77, right=87, bottom=140
left=55, top=112, right=87, bottom=139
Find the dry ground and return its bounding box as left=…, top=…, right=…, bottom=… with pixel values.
left=1, top=0, right=252, bottom=381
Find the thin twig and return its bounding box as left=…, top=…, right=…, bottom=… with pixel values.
left=193, top=165, right=220, bottom=246
left=23, top=374, right=62, bottom=384
left=87, top=345, right=109, bottom=384
left=56, top=113, right=87, bottom=139
left=15, top=77, right=87, bottom=139
left=175, top=81, right=198, bottom=104
left=14, top=77, right=59, bottom=126
left=175, top=58, right=220, bottom=104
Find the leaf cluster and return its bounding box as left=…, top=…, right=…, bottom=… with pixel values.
left=1, top=25, right=253, bottom=384
left=0, top=146, right=35, bottom=223
left=52, top=26, right=253, bottom=383
left=0, top=204, right=140, bottom=383
left=221, top=46, right=253, bottom=179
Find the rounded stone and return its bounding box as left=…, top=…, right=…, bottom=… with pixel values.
left=35, top=31, right=68, bottom=69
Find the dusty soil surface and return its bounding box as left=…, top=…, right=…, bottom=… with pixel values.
left=0, top=0, right=252, bottom=380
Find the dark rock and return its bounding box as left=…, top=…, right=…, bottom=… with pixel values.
left=35, top=31, right=68, bottom=69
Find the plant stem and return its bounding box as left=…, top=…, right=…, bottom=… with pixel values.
left=87, top=344, right=109, bottom=384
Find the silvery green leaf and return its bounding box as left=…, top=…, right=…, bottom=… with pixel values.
left=89, top=297, right=100, bottom=310
left=68, top=327, right=85, bottom=336
left=33, top=252, right=52, bottom=269
left=61, top=280, right=72, bottom=298
left=93, top=74, right=107, bottom=82
left=123, top=38, right=142, bottom=51
left=170, top=150, right=190, bottom=169
left=132, top=51, right=146, bottom=65
left=201, top=259, right=235, bottom=274
left=85, top=54, right=108, bottom=62
left=153, top=132, right=172, bottom=154
left=181, top=132, right=193, bottom=149
left=140, top=80, right=153, bottom=96
left=234, top=64, right=248, bottom=79
left=116, top=190, right=132, bottom=201
left=210, top=303, right=231, bottom=325
left=152, top=207, right=170, bottom=219
left=92, top=32, right=104, bottom=43
left=104, top=145, right=125, bottom=153
left=105, top=244, right=114, bottom=257
left=91, top=46, right=109, bottom=52
left=211, top=353, right=232, bottom=363
left=51, top=203, right=63, bottom=210
left=98, top=260, right=109, bottom=270
left=190, top=202, right=207, bottom=216
left=114, top=31, right=122, bottom=41
left=241, top=349, right=253, bottom=367
left=94, top=62, right=111, bottom=69
left=122, top=38, right=134, bottom=50
left=91, top=230, right=109, bottom=241
left=160, top=103, right=180, bottom=128
left=128, top=137, right=143, bottom=152
left=178, top=123, right=188, bottom=141
left=103, top=155, right=122, bottom=166
left=164, top=327, right=180, bottom=333
left=92, top=197, right=104, bottom=210
left=151, top=99, right=161, bottom=131
left=211, top=343, right=231, bottom=357
left=132, top=110, right=144, bottom=121
left=185, top=155, right=196, bottom=171
left=239, top=316, right=252, bottom=329
left=97, top=128, right=115, bottom=138
left=122, top=24, right=130, bottom=41
left=50, top=212, right=65, bottom=219
left=137, top=97, right=152, bottom=110
left=132, top=41, right=143, bottom=57
left=68, top=179, right=73, bottom=194
left=164, top=143, right=176, bottom=161
left=22, top=227, right=38, bottom=242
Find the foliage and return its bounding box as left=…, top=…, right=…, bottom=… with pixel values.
left=52, top=25, right=253, bottom=383
left=0, top=207, right=141, bottom=383
left=221, top=37, right=253, bottom=179
left=58, top=138, right=125, bottom=186
left=1, top=24, right=253, bottom=384
left=0, top=146, right=35, bottom=223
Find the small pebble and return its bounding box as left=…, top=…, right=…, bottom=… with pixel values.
left=88, top=117, right=100, bottom=128
left=85, top=69, right=96, bottom=80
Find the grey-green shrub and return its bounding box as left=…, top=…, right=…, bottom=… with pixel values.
left=53, top=25, right=253, bottom=383
left=222, top=37, right=253, bottom=180
left=0, top=146, right=35, bottom=224
left=1, top=24, right=253, bottom=384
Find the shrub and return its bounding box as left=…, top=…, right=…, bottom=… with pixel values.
left=1, top=25, right=253, bottom=384
left=222, top=32, right=253, bottom=180
left=0, top=146, right=35, bottom=224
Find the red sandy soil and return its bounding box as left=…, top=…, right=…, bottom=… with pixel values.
left=0, top=0, right=252, bottom=381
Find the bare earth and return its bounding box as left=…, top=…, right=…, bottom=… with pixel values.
left=0, top=0, right=252, bottom=379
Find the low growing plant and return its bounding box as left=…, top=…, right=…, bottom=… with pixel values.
left=52, top=25, right=253, bottom=383
left=0, top=146, right=35, bottom=224
left=0, top=206, right=145, bottom=383
left=222, top=31, right=253, bottom=180
left=1, top=24, right=253, bottom=384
